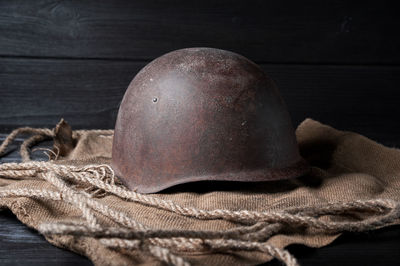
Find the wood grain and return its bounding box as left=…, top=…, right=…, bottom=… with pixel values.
left=0, top=0, right=399, bottom=64
left=1, top=58, right=399, bottom=146
left=0, top=211, right=92, bottom=266
left=1, top=1, right=399, bottom=264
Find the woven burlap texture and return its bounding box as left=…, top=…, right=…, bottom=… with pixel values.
left=0, top=118, right=399, bottom=266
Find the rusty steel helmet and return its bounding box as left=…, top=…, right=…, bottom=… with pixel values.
left=111, top=48, right=309, bottom=193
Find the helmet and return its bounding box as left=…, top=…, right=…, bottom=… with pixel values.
left=111, top=48, right=309, bottom=193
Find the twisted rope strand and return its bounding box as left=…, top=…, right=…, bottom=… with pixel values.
left=1, top=161, right=399, bottom=231
left=0, top=128, right=54, bottom=158
left=20, top=133, right=53, bottom=161
left=204, top=239, right=298, bottom=266
left=148, top=245, right=190, bottom=266
left=0, top=188, right=61, bottom=200
left=100, top=238, right=141, bottom=249
left=2, top=161, right=398, bottom=230
left=40, top=172, right=100, bottom=229
left=40, top=171, right=147, bottom=231
left=38, top=222, right=281, bottom=241
left=100, top=236, right=298, bottom=266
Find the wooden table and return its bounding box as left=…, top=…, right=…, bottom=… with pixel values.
left=1, top=0, right=399, bottom=264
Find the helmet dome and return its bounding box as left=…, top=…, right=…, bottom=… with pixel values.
left=111, top=48, right=309, bottom=193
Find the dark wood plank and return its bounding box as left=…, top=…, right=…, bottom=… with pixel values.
left=1, top=58, right=399, bottom=146
left=0, top=0, right=399, bottom=64
left=0, top=210, right=92, bottom=266
left=267, top=64, right=400, bottom=147
left=0, top=58, right=140, bottom=130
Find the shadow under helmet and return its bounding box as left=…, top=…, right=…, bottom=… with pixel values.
left=111, top=48, right=309, bottom=193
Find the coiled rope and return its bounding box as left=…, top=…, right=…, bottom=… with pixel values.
left=1, top=127, right=399, bottom=266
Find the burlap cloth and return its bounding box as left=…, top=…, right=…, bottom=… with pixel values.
left=0, top=118, right=399, bottom=265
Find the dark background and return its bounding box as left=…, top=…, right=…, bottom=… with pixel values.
left=0, top=0, right=399, bottom=265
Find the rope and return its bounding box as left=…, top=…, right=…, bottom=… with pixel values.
left=0, top=128, right=53, bottom=161
left=1, top=126, right=399, bottom=266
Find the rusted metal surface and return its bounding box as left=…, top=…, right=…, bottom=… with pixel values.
left=111, top=48, right=309, bottom=193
